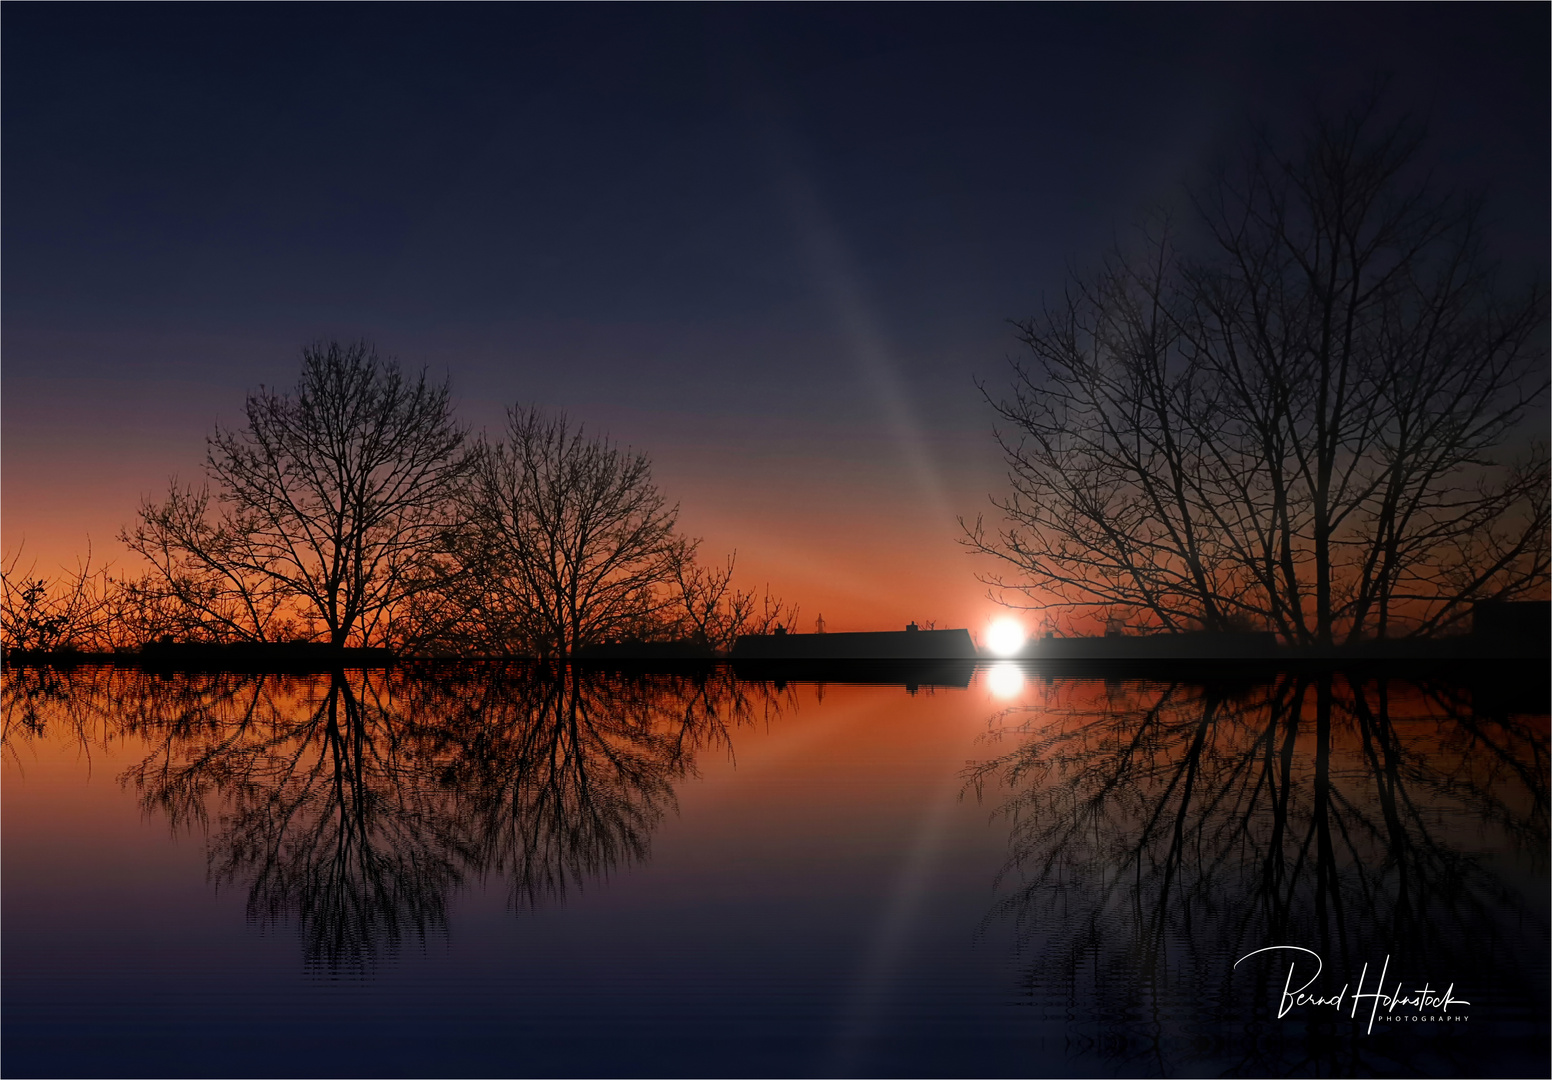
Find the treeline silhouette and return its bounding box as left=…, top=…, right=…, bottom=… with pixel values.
left=3, top=664, right=794, bottom=973
left=9, top=106, right=1548, bottom=658
left=2, top=343, right=797, bottom=658
left=966, top=673, right=1549, bottom=1075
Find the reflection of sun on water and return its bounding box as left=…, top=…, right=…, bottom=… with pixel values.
left=986, top=662, right=1025, bottom=699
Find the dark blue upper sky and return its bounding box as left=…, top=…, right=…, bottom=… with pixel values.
left=4, top=4, right=1547, bottom=628
left=9, top=6, right=1546, bottom=340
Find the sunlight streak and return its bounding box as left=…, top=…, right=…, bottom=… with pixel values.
left=827, top=765, right=961, bottom=1074
left=757, top=106, right=954, bottom=530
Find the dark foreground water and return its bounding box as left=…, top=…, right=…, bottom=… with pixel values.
left=3, top=663, right=1547, bottom=1078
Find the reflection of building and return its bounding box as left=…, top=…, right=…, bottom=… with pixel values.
left=732, top=626, right=976, bottom=660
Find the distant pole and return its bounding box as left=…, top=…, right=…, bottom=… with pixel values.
left=815, top=613, right=826, bottom=634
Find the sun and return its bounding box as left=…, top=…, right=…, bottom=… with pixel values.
left=985, top=617, right=1026, bottom=657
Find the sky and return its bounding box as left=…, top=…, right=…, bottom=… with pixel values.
left=4, top=5, right=1548, bottom=637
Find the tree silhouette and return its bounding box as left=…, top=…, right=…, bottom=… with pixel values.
left=964, top=102, right=1549, bottom=643
left=0, top=545, right=113, bottom=654
left=670, top=546, right=799, bottom=652
left=123, top=342, right=468, bottom=647
left=454, top=407, right=682, bottom=657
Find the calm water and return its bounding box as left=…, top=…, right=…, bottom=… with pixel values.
left=3, top=663, right=1547, bottom=1078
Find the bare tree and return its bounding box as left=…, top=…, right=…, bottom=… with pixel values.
left=458, top=407, right=682, bottom=657
left=964, top=103, right=1549, bottom=644
left=671, top=545, right=799, bottom=652
left=122, top=342, right=467, bottom=647
left=120, top=484, right=292, bottom=643
left=0, top=544, right=113, bottom=654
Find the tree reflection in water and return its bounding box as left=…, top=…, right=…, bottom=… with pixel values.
left=6, top=663, right=1545, bottom=1072
left=967, top=673, right=1549, bottom=1075
left=2, top=664, right=787, bottom=974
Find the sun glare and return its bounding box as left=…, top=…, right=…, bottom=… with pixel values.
left=986, top=661, right=1025, bottom=699
left=985, top=617, right=1026, bottom=657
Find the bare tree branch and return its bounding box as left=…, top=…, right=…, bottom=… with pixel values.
left=965, top=103, right=1549, bottom=644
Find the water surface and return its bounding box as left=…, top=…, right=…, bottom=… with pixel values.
left=4, top=663, right=1546, bottom=1077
